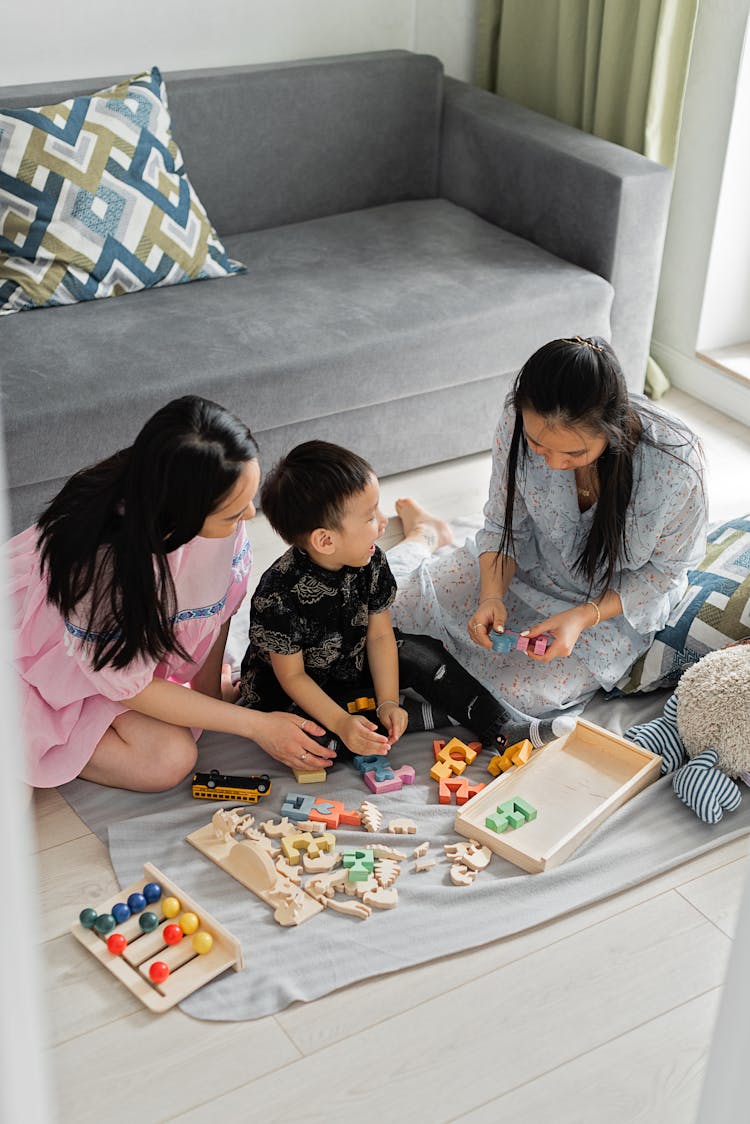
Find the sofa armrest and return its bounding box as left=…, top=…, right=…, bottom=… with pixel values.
left=438, top=77, right=672, bottom=390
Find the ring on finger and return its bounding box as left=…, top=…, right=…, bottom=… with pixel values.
left=301, top=751, right=308, bottom=761
left=301, top=720, right=307, bottom=732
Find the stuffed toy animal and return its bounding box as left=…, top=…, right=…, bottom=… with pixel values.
left=625, top=640, right=750, bottom=823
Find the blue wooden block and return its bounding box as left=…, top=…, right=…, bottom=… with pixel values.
left=281, top=792, right=316, bottom=822
left=352, top=755, right=394, bottom=782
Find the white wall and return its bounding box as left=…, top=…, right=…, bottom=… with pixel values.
left=1, top=0, right=478, bottom=87
left=651, top=0, right=750, bottom=426
left=696, top=18, right=750, bottom=351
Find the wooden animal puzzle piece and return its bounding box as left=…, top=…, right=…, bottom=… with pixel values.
left=413, top=840, right=430, bottom=858
left=444, top=840, right=492, bottom=871
left=362, top=884, right=399, bottom=909
left=450, top=862, right=477, bottom=886
left=359, top=801, right=383, bottom=832
left=186, top=825, right=324, bottom=925
left=211, top=807, right=253, bottom=843
left=71, top=863, right=243, bottom=1013
left=371, top=843, right=408, bottom=861
left=275, top=856, right=303, bottom=884
left=485, top=797, right=538, bottom=834
left=373, top=859, right=401, bottom=887
left=387, top=817, right=417, bottom=834
left=260, top=817, right=298, bottom=838
left=302, top=849, right=342, bottom=874
left=438, top=777, right=486, bottom=805
left=414, top=856, right=436, bottom=872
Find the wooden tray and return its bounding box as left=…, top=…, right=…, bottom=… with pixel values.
left=453, top=719, right=661, bottom=873
left=70, top=863, right=243, bottom=1012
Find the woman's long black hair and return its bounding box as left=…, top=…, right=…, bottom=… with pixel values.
left=497, top=336, right=702, bottom=597
left=37, top=395, right=259, bottom=671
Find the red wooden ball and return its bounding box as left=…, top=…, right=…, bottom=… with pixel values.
left=149, top=961, right=170, bottom=984
left=163, top=923, right=183, bottom=945
left=106, top=933, right=127, bottom=955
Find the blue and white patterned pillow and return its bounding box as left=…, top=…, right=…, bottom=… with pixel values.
left=614, top=514, right=750, bottom=694
left=0, top=66, right=244, bottom=314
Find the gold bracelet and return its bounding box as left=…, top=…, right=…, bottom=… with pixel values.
left=585, top=599, right=601, bottom=627
left=375, top=699, right=400, bottom=717
left=478, top=596, right=505, bottom=607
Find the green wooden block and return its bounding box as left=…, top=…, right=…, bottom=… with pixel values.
left=485, top=812, right=510, bottom=833
left=496, top=800, right=526, bottom=829
left=511, top=797, right=538, bottom=822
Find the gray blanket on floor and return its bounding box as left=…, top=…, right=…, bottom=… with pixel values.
left=59, top=688, right=750, bottom=1021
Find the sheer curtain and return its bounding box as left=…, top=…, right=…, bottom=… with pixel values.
left=476, top=0, right=699, bottom=397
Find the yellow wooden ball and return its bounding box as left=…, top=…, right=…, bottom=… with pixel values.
left=179, top=911, right=200, bottom=935
left=192, top=931, right=213, bottom=955
left=162, top=896, right=181, bottom=918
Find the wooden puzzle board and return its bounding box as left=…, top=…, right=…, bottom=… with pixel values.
left=454, top=719, right=662, bottom=872
left=70, top=863, right=244, bottom=1012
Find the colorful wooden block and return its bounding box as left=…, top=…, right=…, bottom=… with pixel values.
left=490, top=628, right=551, bottom=655
left=291, top=768, right=328, bottom=784
left=364, top=764, right=416, bottom=795
left=352, top=755, right=394, bottom=782
left=438, top=777, right=486, bottom=805
left=342, top=848, right=375, bottom=881
left=280, top=793, right=317, bottom=822
left=486, top=797, right=538, bottom=834
left=510, top=739, right=533, bottom=767
left=347, top=696, right=376, bottom=714
left=307, top=798, right=362, bottom=830
left=429, top=736, right=477, bottom=781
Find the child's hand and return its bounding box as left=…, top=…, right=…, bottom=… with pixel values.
left=341, top=713, right=391, bottom=756
left=377, top=701, right=409, bottom=745
left=221, top=663, right=240, bottom=703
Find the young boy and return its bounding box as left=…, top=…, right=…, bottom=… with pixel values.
left=239, top=440, right=565, bottom=761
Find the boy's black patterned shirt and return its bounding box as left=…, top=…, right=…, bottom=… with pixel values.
left=238, top=544, right=396, bottom=711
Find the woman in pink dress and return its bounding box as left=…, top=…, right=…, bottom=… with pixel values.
left=8, top=395, right=333, bottom=791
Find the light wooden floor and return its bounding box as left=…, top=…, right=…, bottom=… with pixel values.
left=34, top=388, right=750, bottom=1123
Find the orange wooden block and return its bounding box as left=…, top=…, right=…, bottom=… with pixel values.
left=438, top=777, right=486, bottom=805
left=511, top=739, right=533, bottom=767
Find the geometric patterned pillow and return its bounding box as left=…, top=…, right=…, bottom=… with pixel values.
left=0, top=67, right=244, bottom=314
left=614, top=514, right=750, bottom=694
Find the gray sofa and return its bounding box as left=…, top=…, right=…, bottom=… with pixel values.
left=0, top=50, right=671, bottom=534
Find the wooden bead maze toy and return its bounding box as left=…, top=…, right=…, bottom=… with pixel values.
left=71, top=863, right=243, bottom=1012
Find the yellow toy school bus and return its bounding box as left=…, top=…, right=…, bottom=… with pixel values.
left=191, top=769, right=272, bottom=802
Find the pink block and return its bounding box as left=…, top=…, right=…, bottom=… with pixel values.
left=516, top=635, right=529, bottom=652
left=363, top=764, right=416, bottom=794
left=533, top=637, right=547, bottom=654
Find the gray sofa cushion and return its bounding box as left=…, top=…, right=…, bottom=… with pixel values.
left=3, top=198, right=612, bottom=523
left=0, top=52, right=443, bottom=239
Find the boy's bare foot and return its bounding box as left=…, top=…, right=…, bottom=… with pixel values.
left=394, top=498, right=453, bottom=552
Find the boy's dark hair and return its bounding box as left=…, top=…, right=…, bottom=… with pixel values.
left=261, top=440, right=374, bottom=546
